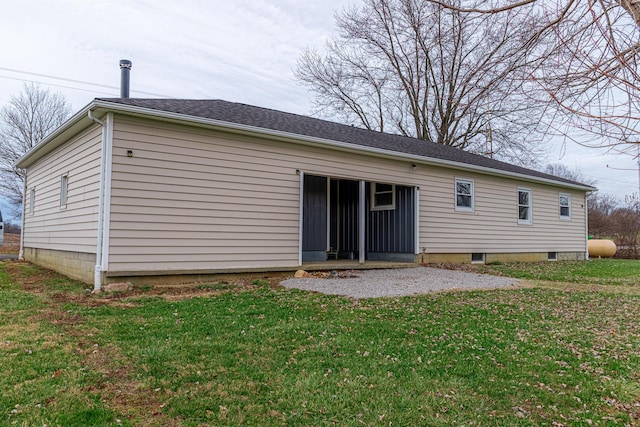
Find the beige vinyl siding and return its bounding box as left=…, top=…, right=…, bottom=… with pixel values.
left=23, top=125, right=102, bottom=253
left=420, top=171, right=586, bottom=253
left=107, top=116, right=587, bottom=272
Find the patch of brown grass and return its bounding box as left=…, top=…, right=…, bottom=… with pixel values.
left=78, top=339, right=181, bottom=426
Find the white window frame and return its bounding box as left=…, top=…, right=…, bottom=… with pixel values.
left=455, top=178, right=474, bottom=212
left=518, top=187, right=532, bottom=225
left=559, top=193, right=571, bottom=220
left=60, top=173, right=69, bottom=209
left=370, top=182, right=396, bottom=211
left=29, top=187, right=35, bottom=216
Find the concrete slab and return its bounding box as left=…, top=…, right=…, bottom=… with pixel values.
left=302, top=260, right=418, bottom=271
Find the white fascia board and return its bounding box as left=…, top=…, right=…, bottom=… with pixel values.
left=14, top=101, right=97, bottom=168
left=24, top=99, right=596, bottom=193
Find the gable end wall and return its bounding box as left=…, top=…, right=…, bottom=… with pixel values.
left=23, top=124, right=102, bottom=254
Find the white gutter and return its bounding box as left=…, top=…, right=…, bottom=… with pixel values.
left=86, top=100, right=597, bottom=193
left=88, top=109, right=107, bottom=292
left=16, top=99, right=597, bottom=193
left=15, top=103, right=94, bottom=168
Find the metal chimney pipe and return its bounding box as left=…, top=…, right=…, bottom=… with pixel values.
left=119, top=59, right=132, bottom=98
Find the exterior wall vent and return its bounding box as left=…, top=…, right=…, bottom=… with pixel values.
left=471, top=253, right=484, bottom=264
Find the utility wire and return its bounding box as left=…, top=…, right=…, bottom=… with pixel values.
left=0, top=66, right=170, bottom=97
left=0, top=75, right=116, bottom=96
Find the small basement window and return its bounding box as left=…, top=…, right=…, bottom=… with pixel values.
left=471, top=252, right=485, bottom=264
left=371, top=183, right=395, bottom=210
left=548, top=252, right=557, bottom=261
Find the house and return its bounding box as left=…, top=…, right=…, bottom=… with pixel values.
left=15, top=98, right=595, bottom=290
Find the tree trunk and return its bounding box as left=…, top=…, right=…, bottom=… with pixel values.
left=619, top=0, right=640, bottom=27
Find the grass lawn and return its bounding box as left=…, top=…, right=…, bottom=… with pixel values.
left=1, top=259, right=639, bottom=426
left=473, top=258, right=640, bottom=286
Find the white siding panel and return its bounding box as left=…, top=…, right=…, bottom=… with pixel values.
left=23, top=125, right=102, bottom=253
left=107, top=116, right=587, bottom=272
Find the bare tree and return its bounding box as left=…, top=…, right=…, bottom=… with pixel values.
left=543, top=163, right=597, bottom=185
left=587, top=191, right=619, bottom=238
left=0, top=83, right=71, bottom=212
left=586, top=192, right=640, bottom=258
left=539, top=1, right=640, bottom=155
left=296, top=0, right=552, bottom=165
left=610, top=198, right=640, bottom=258
left=429, top=0, right=640, bottom=156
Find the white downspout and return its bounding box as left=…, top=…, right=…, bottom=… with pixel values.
left=18, top=170, right=27, bottom=260
left=88, top=110, right=107, bottom=291
left=101, top=113, right=114, bottom=272
left=585, top=192, right=591, bottom=261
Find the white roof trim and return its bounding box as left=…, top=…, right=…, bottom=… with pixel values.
left=17, top=99, right=596, bottom=192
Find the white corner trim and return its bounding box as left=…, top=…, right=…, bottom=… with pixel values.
left=89, top=109, right=106, bottom=292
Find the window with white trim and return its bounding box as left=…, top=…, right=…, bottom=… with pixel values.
left=371, top=183, right=395, bottom=210
left=559, top=193, right=571, bottom=219
left=60, top=173, right=69, bottom=209
left=455, top=178, right=474, bottom=211
left=518, top=188, right=532, bottom=224
left=29, top=187, right=35, bottom=215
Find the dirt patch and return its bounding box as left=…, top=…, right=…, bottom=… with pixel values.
left=4, top=261, right=61, bottom=292
left=2, top=260, right=289, bottom=305
left=78, top=340, right=180, bottom=426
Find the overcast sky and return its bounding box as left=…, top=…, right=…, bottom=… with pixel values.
left=0, top=0, right=638, bottom=220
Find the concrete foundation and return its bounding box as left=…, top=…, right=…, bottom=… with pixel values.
left=24, top=247, right=95, bottom=284
left=22, top=247, right=586, bottom=286
left=421, top=251, right=585, bottom=264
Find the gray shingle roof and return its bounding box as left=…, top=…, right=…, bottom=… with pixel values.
left=97, top=98, right=591, bottom=188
